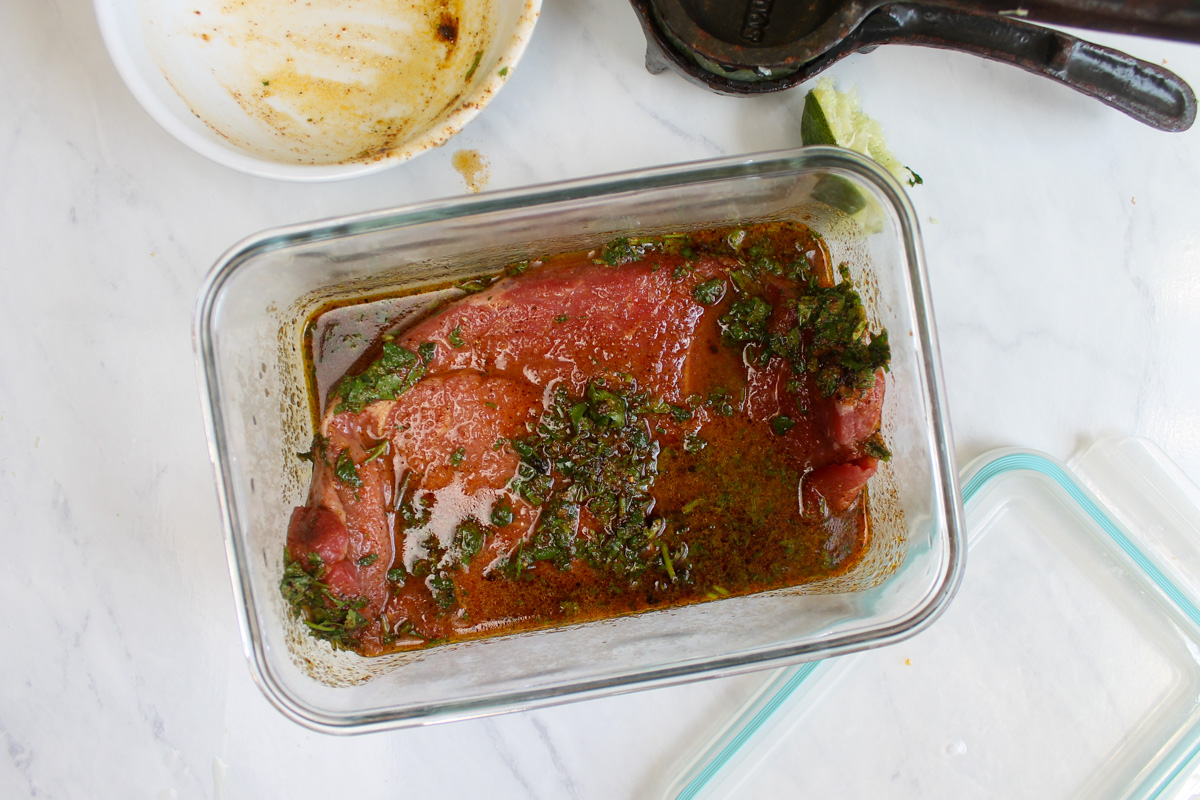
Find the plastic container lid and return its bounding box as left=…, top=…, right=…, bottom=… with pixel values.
left=665, top=438, right=1200, bottom=799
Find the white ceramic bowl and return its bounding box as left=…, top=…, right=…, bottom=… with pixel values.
left=95, top=0, right=540, bottom=181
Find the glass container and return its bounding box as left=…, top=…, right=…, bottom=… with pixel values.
left=194, top=146, right=963, bottom=732
left=665, top=438, right=1200, bottom=799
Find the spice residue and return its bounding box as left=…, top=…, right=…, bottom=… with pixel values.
left=154, top=0, right=496, bottom=165
left=452, top=149, right=490, bottom=192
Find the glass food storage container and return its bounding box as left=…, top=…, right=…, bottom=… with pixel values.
left=664, top=438, right=1200, bottom=800
left=194, top=146, right=964, bottom=732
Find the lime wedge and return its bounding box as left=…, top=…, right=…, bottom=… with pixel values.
left=801, top=77, right=920, bottom=188
left=800, top=87, right=839, bottom=147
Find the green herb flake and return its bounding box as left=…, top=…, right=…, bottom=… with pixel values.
left=465, top=50, right=483, bottom=81
left=454, top=518, right=487, bottom=563
left=280, top=553, right=370, bottom=650
left=363, top=440, right=389, bottom=464
left=455, top=276, right=495, bottom=294
left=449, top=446, right=466, bottom=467
left=862, top=433, right=892, bottom=461
left=635, top=397, right=670, bottom=415
left=335, top=451, right=363, bottom=488
left=298, top=436, right=329, bottom=464
left=598, top=237, right=644, bottom=266
left=490, top=498, right=515, bottom=528
left=671, top=261, right=693, bottom=280
left=585, top=382, right=627, bottom=428
left=332, top=342, right=426, bottom=413
left=693, top=278, right=725, bottom=306
left=770, top=416, right=795, bottom=436
left=729, top=269, right=754, bottom=293
left=357, top=553, right=379, bottom=567
left=669, top=405, right=693, bottom=423
left=430, top=573, right=457, bottom=609
left=448, top=326, right=465, bottom=348
left=506, top=381, right=662, bottom=580
left=661, top=543, right=677, bottom=582
left=718, top=296, right=773, bottom=346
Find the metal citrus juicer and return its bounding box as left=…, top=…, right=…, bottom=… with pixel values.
left=630, top=0, right=1200, bottom=131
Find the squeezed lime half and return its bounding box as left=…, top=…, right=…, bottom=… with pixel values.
left=801, top=78, right=920, bottom=225
left=801, top=77, right=921, bottom=187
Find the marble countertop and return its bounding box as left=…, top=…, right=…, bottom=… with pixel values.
left=5, top=0, right=1200, bottom=797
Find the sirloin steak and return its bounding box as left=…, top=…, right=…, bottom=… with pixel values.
left=284, top=223, right=890, bottom=655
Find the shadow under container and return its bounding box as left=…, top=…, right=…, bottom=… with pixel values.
left=194, top=146, right=965, bottom=733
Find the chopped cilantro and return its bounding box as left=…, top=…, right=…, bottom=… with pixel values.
left=448, top=326, right=465, bottom=348
left=490, top=498, right=515, bottom=528
left=635, top=397, right=670, bottom=415
left=693, top=278, right=725, bottom=306
left=585, top=382, right=627, bottom=428
left=429, top=573, right=456, bottom=609
left=718, top=296, right=773, bottom=346
left=296, top=434, right=328, bottom=464
left=454, top=518, right=487, bottom=562
left=331, top=342, right=427, bottom=413
left=335, top=451, right=363, bottom=488
left=363, top=440, right=388, bottom=463
left=862, top=433, right=892, bottom=461
left=280, top=553, right=370, bottom=649
left=669, top=405, right=693, bottom=422
left=598, top=237, right=645, bottom=266
left=660, top=543, right=677, bottom=582
left=506, top=380, right=662, bottom=579
left=449, top=446, right=466, bottom=466
left=770, top=416, right=795, bottom=436
left=455, top=276, right=495, bottom=294
left=717, top=266, right=888, bottom=402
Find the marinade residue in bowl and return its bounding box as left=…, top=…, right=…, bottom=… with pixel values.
left=282, top=221, right=892, bottom=656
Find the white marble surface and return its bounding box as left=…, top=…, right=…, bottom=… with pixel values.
left=4, top=0, right=1200, bottom=797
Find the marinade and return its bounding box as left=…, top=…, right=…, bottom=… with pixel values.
left=283, top=221, right=890, bottom=655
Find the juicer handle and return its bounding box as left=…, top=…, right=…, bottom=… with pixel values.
left=959, top=0, right=1200, bottom=44
left=854, top=4, right=1196, bottom=131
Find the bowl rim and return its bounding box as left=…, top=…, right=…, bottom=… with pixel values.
left=193, top=146, right=966, bottom=732
left=93, top=0, right=542, bottom=182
